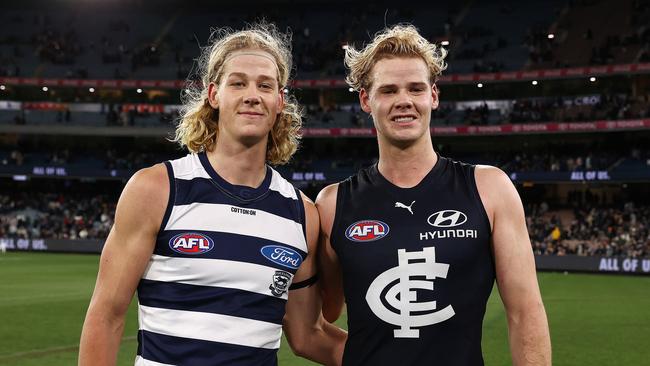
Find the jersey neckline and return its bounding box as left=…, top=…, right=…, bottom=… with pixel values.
left=198, top=151, right=272, bottom=202
left=368, top=152, right=447, bottom=194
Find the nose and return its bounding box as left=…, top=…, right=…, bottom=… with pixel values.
left=243, top=86, right=261, bottom=106
left=394, top=90, right=413, bottom=109
left=244, top=95, right=261, bottom=105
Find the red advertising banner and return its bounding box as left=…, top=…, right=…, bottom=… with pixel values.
left=300, top=119, right=650, bottom=137
left=22, top=102, right=68, bottom=111
left=0, top=78, right=186, bottom=89
left=121, top=104, right=165, bottom=113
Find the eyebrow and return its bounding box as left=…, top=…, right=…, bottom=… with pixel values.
left=226, top=72, right=277, bottom=82
left=376, top=81, right=429, bottom=89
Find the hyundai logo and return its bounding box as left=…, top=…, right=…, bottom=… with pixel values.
left=427, top=210, right=467, bottom=228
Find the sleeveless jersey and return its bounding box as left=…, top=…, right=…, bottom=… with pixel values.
left=331, top=155, right=495, bottom=366
left=135, top=152, right=307, bottom=366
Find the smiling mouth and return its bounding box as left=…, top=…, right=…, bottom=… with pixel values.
left=391, top=115, right=417, bottom=122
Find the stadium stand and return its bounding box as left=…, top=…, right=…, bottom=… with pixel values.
left=1, top=91, right=647, bottom=128
left=7, top=0, right=649, bottom=79
left=4, top=4, right=650, bottom=366
left=1, top=0, right=649, bottom=265
left=527, top=202, right=650, bottom=259
left=0, top=192, right=116, bottom=240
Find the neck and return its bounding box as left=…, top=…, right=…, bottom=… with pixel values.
left=377, top=135, right=437, bottom=188
left=206, top=136, right=268, bottom=188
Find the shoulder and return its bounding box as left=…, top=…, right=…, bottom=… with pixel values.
left=299, top=191, right=319, bottom=223
left=474, top=164, right=512, bottom=189
left=474, top=165, right=522, bottom=226
left=315, top=183, right=340, bottom=234
left=124, top=163, right=169, bottom=201
left=117, top=163, right=170, bottom=229
left=315, top=183, right=339, bottom=215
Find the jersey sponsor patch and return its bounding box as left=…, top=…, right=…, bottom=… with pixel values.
left=345, top=220, right=390, bottom=242
left=427, top=210, right=467, bottom=227
left=169, top=232, right=215, bottom=255
left=260, top=245, right=303, bottom=269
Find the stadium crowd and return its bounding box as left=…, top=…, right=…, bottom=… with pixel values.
left=0, top=148, right=170, bottom=171
left=3, top=147, right=649, bottom=176
left=1, top=6, right=443, bottom=79
left=527, top=201, right=650, bottom=259
left=3, top=94, right=647, bottom=128
left=2, top=0, right=649, bottom=80
left=2, top=191, right=648, bottom=259
left=507, top=94, right=650, bottom=124
left=0, top=193, right=115, bottom=240
left=504, top=151, right=620, bottom=172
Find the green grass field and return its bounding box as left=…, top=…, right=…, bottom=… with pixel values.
left=0, top=252, right=648, bottom=365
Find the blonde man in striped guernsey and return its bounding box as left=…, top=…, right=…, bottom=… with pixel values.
left=79, top=23, right=346, bottom=366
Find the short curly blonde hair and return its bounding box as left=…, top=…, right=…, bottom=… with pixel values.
left=345, top=24, right=448, bottom=92
left=174, top=22, right=301, bottom=165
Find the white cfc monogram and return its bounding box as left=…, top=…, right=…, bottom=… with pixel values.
left=365, top=247, right=455, bottom=338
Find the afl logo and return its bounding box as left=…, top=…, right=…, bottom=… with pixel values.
left=261, top=245, right=303, bottom=269
left=427, top=210, right=467, bottom=228
left=346, top=220, right=390, bottom=242
left=169, top=233, right=214, bottom=255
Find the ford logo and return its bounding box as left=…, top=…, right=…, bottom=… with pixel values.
left=261, top=245, right=303, bottom=269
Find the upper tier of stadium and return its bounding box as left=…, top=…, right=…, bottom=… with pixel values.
left=1, top=0, right=648, bottom=81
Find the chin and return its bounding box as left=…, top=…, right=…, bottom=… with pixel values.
left=386, top=129, right=428, bottom=144
left=237, top=128, right=271, bottom=143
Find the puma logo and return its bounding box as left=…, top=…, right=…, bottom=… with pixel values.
left=395, top=200, right=415, bottom=215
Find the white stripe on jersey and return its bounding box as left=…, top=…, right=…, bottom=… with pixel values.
left=142, top=255, right=292, bottom=300
left=169, top=153, right=211, bottom=180
left=134, top=356, right=175, bottom=366
left=138, top=305, right=282, bottom=350
left=164, top=202, right=307, bottom=253
left=268, top=169, right=299, bottom=200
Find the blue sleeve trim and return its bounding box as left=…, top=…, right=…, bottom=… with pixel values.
left=157, top=161, right=176, bottom=234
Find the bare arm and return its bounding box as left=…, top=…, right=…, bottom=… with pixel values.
left=78, top=164, right=169, bottom=366
left=476, top=166, right=551, bottom=366
left=283, top=192, right=347, bottom=366
left=314, top=183, right=345, bottom=323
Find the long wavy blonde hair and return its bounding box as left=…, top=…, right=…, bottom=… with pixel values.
left=174, top=23, right=302, bottom=165
left=345, top=24, right=448, bottom=92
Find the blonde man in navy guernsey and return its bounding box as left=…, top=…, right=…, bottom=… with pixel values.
left=79, top=23, right=346, bottom=366
left=316, top=25, right=551, bottom=366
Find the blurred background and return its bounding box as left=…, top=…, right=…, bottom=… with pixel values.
left=0, top=0, right=649, bottom=365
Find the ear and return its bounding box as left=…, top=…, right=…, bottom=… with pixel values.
left=207, top=82, right=219, bottom=109
left=359, top=88, right=372, bottom=113
left=431, top=84, right=439, bottom=110
left=277, top=88, right=285, bottom=114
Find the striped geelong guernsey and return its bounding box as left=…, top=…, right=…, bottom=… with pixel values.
left=135, top=152, right=307, bottom=366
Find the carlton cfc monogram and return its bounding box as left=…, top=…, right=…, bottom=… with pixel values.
left=365, top=246, right=455, bottom=338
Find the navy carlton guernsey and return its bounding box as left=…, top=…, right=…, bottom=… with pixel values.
left=331, top=155, right=495, bottom=366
